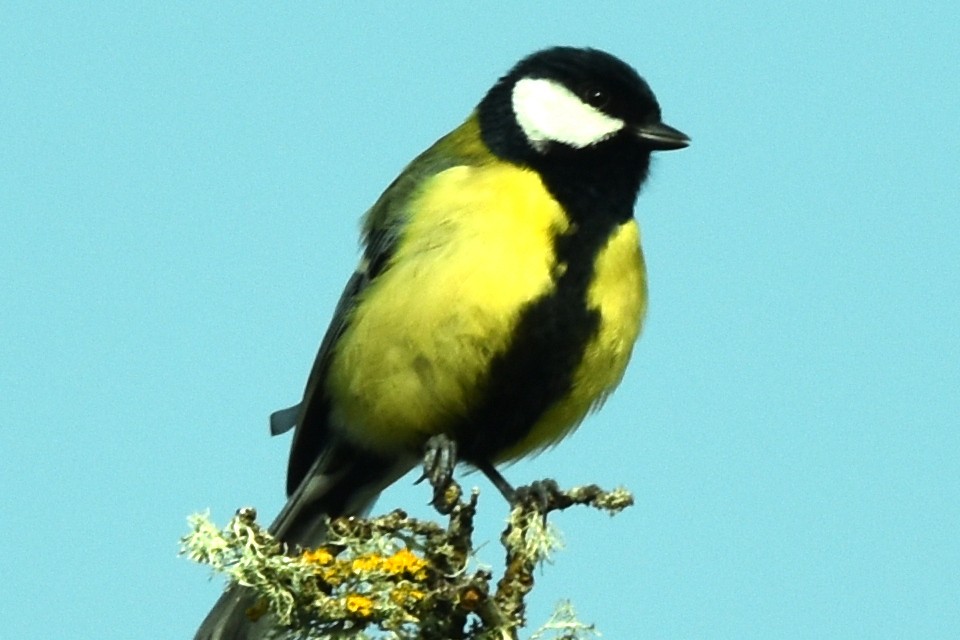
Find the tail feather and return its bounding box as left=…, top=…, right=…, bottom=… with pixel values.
left=268, top=404, right=300, bottom=436
left=193, top=586, right=265, bottom=640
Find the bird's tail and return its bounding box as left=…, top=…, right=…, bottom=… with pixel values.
left=193, top=443, right=413, bottom=640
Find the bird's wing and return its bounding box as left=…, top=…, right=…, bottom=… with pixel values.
left=276, top=123, right=485, bottom=496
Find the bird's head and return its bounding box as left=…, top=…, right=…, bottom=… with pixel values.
left=478, top=47, right=689, bottom=165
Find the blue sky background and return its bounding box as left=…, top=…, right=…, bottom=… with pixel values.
left=2, top=3, right=958, bottom=638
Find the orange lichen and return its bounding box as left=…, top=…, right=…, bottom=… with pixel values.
left=343, top=594, right=374, bottom=618
left=301, top=548, right=335, bottom=566
left=382, top=548, right=429, bottom=580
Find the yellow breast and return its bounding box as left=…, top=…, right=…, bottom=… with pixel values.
left=326, top=162, right=573, bottom=453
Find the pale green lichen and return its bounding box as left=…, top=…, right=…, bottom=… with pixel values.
left=503, top=507, right=564, bottom=566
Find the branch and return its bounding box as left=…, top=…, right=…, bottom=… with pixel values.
left=182, top=478, right=632, bottom=639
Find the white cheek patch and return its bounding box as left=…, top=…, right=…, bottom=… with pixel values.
left=512, top=77, right=625, bottom=150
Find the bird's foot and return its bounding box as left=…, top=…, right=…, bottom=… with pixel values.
left=511, top=478, right=567, bottom=514
left=474, top=460, right=570, bottom=519
left=475, top=462, right=564, bottom=517
left=417, top=434, right=461, bottom=514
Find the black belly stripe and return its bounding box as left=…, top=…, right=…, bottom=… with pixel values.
left=455, top=215, right=622, bottom=462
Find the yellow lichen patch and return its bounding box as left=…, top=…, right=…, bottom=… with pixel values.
left=301, top=548, right=335, bottom=566
left=350, top=554, right=383, bottom=574
left=390, top=585, right=426, bottom=608
left=317, top=566, right=345, bottom=587
left=343, top=594, right=374, bottom=618
left=382, top=548, right=429, bottom=580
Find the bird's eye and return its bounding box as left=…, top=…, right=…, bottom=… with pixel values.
left=580, top=85, right=610, bottom=109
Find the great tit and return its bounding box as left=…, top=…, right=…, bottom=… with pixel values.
left=196, top=46, right=687, bottom=639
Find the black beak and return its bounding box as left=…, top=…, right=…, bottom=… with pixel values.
left=635, top=121, right=690, bottom=151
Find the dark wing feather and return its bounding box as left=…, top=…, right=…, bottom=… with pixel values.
left=283, top=268, right=368, bottom=495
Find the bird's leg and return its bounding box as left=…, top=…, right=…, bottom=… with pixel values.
left=418, top=434, right=462, bottom=514
left=475, top=459, right=518, bottom=503
left=476, top=460, right=566, bottom=516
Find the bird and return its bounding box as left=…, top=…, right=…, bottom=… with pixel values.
left=195, top=45, right=688, bottom=639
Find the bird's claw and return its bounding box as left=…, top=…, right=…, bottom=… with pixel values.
left=417, top=434, right=461, bottom=514
left=511, top=478, right=573, bottom=522
left=512, top=478, right=566, bottom=519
